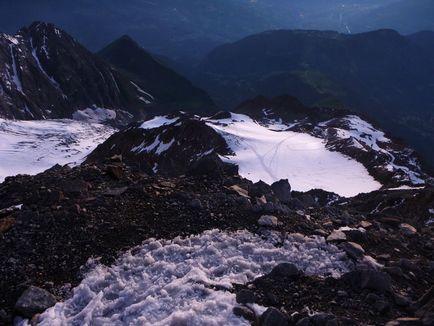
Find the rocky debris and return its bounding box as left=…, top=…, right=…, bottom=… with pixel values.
left=260, top=307, right=288, bottom=326
left=258, top=215, right=279, bottom=227
left=296, top=313, right=339, bottom=326
left=412, top=286, right=434, bottom=326
left=14, top=286, right=56, bottom=318
left=271, top=179, right=291, bottom=204
left=236, top=289, right=256, bottom=304
left=0, top=161, right=432, bottom=324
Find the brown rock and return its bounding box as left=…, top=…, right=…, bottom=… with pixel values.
left=0, top=217, right=15, bottom=233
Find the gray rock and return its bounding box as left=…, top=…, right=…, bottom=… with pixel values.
left=260, top=307, right=288, bottom=326
left=258, top=215, right=279, bottom=227
left=236, top=289, right=256, bottom=304
left=249, top=180, right=274, bottom=199
left=189, top=198, right=203, bottom=209
left=15, top=286, right=57, bottom=318
left=327, top=230, right=347, bottom=242
left=385, top=317, right=421, bottom=325
left=341, top=242, right=365, bottom=260
left=271, top=179, right=291, bottom=203
left=270, top=263, right=300, bottom=279
left=399, top=223, right=417, bottom=236
left=344, top=270, right=392, bottom=294
left=233, top=306, right=256, bottom=322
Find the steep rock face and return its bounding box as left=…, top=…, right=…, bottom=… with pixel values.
left=86, top=113, right=236, bottom=176
left=97, top=36, right=215, bottom=114
left=0, top=22, right=149, bottom=122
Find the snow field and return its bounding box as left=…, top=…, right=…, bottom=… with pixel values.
left=0, top=119, right=115, bottom=182
left=206, top=113, right=382, bottom=197
left=34, top=229, right=351, bottom=326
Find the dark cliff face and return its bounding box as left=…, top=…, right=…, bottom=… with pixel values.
left=0, top=22, right=151, bottom=122
left=0, top=22, right=215, bottom=124
left=97, top=36, right=215, bottom=115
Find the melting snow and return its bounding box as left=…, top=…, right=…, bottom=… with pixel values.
left=33, top=229, right=351, bottom=326
left=0, top=119, right=115, bottom=182
left=206, top=114, right=382, bottom=197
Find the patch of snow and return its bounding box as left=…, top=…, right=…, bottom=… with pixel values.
left=206, top=113, right=382, bottom=197
left=139, top=116, right=179, bottom=130
left=427, top=209, right=434, bottom=226
left=30, top=39, right=60, bottom=89
left=323, top=115, right=424, bottom=185
left=132, top=135, right=175, bottom=155
left=33, top=229, right=351, bottom=325
left=0, top=119, right=115, bottom=182
left=72, top=107, right=117, bottom=123
left=9, top=45, right=24, bottom=93
left=130, top=81, right=155, bottom=103
left=3, top=34, right=19, bottom=45
left=386, top=185, right=425, bottom=191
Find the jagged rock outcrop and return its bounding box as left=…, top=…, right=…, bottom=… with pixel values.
left=0, top=22, right=214, bottom=124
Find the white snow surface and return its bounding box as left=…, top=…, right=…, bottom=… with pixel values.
left=34, top=229, right=351, bottom=326
left=206, top=113, right=382, bottom=197
left=139, top=116, right=179, bottom=130
left=0, top=119, right=115, bottom=182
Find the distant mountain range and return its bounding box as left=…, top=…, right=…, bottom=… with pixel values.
left=196, top=28, right=434, bottom=172
left=0, top=0, right=433, bottom=61
left=0, top=22, right=214, bottom=124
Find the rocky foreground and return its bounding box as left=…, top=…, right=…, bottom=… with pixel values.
left=0, top=156, right=433, bottom=325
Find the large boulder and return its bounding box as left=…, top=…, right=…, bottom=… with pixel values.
left=271, top=179, right=291, bottom=203
left=15, top=286, right=57, bottom=318
left=343, top=270, right=392, bottom=294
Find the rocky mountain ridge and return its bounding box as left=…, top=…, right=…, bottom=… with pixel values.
left=0, top=22, right=213, bottom=124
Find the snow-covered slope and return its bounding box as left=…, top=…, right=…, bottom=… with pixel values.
left=0, top=119, right=115, bottom=182
left=88, top=110, right=430, bottom=197
left=206, top=113, right=382, bottom=197
left=33, top=230, right=350, bottom=325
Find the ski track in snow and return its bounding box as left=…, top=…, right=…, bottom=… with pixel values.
left=31, top=230, right=351, bottom=326
left=206, top=114, right=382, bottom=197
left=0, top=119, right=115, bottom=182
